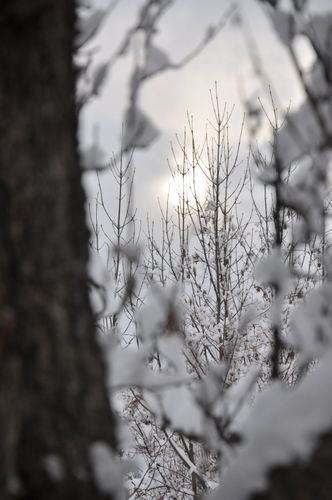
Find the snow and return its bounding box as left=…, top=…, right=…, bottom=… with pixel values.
left=255, top=250, right=289, bottom=293
left=90, top=442, right=124, bottom=499
left=290, top=283, right=332, bottom=364
left=256, top=166, right=278, bottom=185
left=164, top=434, right=206, bottom=479
left=279, top=154, right=327, bottom=239
left=161, top=385, right=204, bottom=435
left=77, top=0, right=92, bottom=7
left=123, top=106, right=160, bottom=152
left=43, top=454, right=65, bottom=482
left=267, top=8, right=295, bottom=46
left=276, top=101, right=323, bottom=165
left=158, top=335, right=187, bottom=375
left=107, top=283, right=192, bottom=391
left=115, top=244, right=141, bottom=264
left=109, top=344, right=189, bottom=389
left=137, top=283, right=182, bottom=347
left=76, top=9, right=105, bottom=48
left=90, top=61, right=110, bottom=97
left=238, top=307, right=258, bottom=336
left=81, top=141, right=107, bottom=171
left=78, top=4, right=332, bottom=496
left=209, top=347, right=332, bottom=500
left=223, top=365, right=260, bottom=431
left=88, top=251, right=118, bottom=317
left=6, top=477, right=22, bottom=495
left=305, top=13, right=332, bottom=53
left=307, top=61, right=329, bottom=99
left=255, top=250, right=289, bottom=327
left=143, top=44, right=171, bottom=78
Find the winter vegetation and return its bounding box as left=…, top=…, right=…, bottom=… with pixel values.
left=83, top=0, right=332, bottom=498
left=1, top=0, right=332, bottom=499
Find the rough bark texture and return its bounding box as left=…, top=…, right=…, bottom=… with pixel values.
left=251, top=432, right=332, bottom=500
left=0, top=2, right=116, bottom=498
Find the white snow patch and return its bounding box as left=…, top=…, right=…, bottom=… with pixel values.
left=162, top=385, right=204, bottom=435
left=90, top=442, right=123, bottom=499
left=109, top=344, right=189, bottom=389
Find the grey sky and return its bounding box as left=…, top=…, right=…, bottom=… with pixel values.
left=80, top=0, right=330, bottom=237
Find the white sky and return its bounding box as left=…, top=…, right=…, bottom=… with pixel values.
left=80, top=0, right=330, bottom=242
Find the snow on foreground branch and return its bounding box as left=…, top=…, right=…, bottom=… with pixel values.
left=208, top=346, right=332, bottom=500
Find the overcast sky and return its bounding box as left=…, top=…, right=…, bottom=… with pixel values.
left=79, top=0, right=330, bottom=243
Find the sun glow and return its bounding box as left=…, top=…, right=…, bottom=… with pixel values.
left=163, top=166, right=206, bottom=207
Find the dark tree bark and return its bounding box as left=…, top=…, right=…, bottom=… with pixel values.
left=251, top=432, right=332, bottom=500
left=0, top=2, right=116, bottom=498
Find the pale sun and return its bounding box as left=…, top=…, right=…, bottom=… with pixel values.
left=163, top=166, right=206, bottom=206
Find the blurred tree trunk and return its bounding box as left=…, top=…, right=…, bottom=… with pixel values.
left=0, top=2, right=116, bottom=498
left=251, top=432, right=332, bottom=500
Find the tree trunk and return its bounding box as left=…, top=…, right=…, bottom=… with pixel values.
left=251, top=432, right=332, bottom=500
left=0, top=2, right=116, bottom=498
